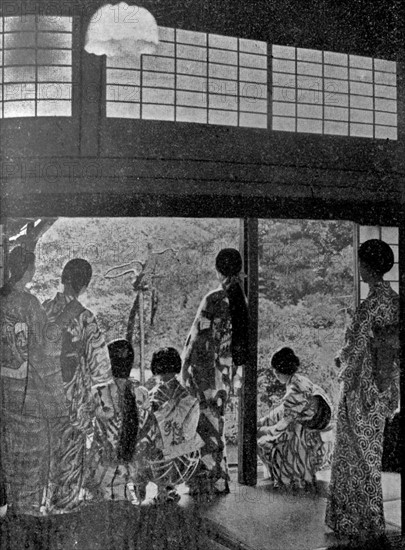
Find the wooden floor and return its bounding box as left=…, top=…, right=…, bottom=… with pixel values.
left=0, top=470, right=401, bottom=550
left=199, top=469, right=402, bottom=550
left=0, top=500, right=211, bottom=550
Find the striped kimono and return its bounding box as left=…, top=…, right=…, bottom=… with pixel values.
left=86, top=380, right=150, bottom=502
left=0, top=288, right=67, bottom=516
left=257, top=373, right=333, bottom=488
left=43, top=292, right=113, bottom=513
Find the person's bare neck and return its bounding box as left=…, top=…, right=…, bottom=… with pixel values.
left=367, top=274, right=384, bottom=287
left=63, top=284, right=79, bottom=298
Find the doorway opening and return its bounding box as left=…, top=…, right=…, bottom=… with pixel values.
left=257, top=218, right=354, bottom=429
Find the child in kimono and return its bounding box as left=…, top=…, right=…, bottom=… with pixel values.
left=87, top=339, right=149, bottom=502
left=133, top=347, right=203, bottom=504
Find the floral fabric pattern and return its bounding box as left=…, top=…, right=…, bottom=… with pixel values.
left=42, top=292, right=113, bottom=513
left=326, top=281, right=399, bottom=538
left=0, top=289, right=66, bottom=516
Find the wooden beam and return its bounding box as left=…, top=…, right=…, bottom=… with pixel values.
left=399, top=214, right=405, bottom=537
left=238, top=218, right=258, bottom=486
left=1, top=192, right=403, bottom=227
left=99, top=120, right=404, bottom=175
left=2, top=113, right=404, bottom=179
left=2, top=157, right=403, bottom=206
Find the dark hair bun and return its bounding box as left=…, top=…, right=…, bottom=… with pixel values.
left=108, top=339, right=135, bottom=378
left=215, top=248, right=242, bottom=277
left=271, top=347, right=299, bottom=375
left=151, top=347, right=181, bottom=376
left=62, top=258, right=92, bottom=293
left=358, top=239, right=394, bottom=275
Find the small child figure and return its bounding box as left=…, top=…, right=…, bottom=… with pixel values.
left=133, top=347, right=203, bottom=504
left=87, top=339, right=149, bottom=502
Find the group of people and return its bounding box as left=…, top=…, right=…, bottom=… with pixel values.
left=0, top=238, right=400, bottom=546
left=256, top=238, right=399, bottom=546
left=0, top=246, right=248, bottom=515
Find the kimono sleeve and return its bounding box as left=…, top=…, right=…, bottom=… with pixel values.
left=258, top=403, right=283, bottom=428
left=27, top=293, right=49, bottom=345
left=182, top=295, right=211, bottom=358
left=339, top=300, right=371, bottom=366
left=133, top=385, right=151, bottom=430
left=260, top=384, right=308, bottom=442
left=81, top=309, right=113, bottom=390
left=0, top=444, right=6, bottom=507
left=180, top=293, right=213, bottom=386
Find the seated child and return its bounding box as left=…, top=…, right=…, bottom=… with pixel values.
left=87, top=339, right=149, bottom=502
left=133, top=347, right=203, bottom=504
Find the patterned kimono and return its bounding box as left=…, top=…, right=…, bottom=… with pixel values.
left=43, top=292, right=113, bottom=513
left=181, top=285, right=239, bottom=492
left=0, top=288, right=66, bottom=515
left=87, top=380, right=150, bottom=501
left=326, top=281, right=399, bottom=538
left=257, top=373, right=333, bottom=488
left=134, top=377, right=203, bottom=498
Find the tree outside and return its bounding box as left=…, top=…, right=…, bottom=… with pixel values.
left=28, top=217, right=354, bottom=449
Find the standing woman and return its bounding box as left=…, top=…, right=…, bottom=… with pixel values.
left=326, top=239, right=399, bottom=543
left=0, top=246, right=66, bottom=516
left=181, top=248, right=249, bottom=495
left=43, top=259, right=115, bottom=512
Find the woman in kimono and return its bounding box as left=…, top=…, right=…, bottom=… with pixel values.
left=326, top=239, right=399, bottom=543
left=181, top=248, right=249, bottom=495
left=257, top=347, right=333, bottom=489
left=43, top=259, right=115, bottom=512
left=0, top=246, right=66, bottom=516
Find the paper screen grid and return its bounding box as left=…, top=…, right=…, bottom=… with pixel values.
left=106, top=27, right=268, bottom=129
left=0, top=17, right=398, bottom=140
left=272, top=46, right=397, bottom=140
left=0, top=15, right=73, bottom=118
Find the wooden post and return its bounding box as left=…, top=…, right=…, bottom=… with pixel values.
left=396, top=58, right=405, bottom=541
left=79, top=16, right=103, bottom=157
left=353, top=223, right=360, bottom=308
left=238, top=218, right=259, bottom=486
left=399, top=216, right=405, bottom=537
left=139, top=290, right=145, bottom=385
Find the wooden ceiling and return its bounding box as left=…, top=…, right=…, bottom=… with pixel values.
left=0, top=0, right=404, bottom=223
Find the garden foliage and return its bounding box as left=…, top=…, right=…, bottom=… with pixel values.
left=31, top=217, right=354, bottom=444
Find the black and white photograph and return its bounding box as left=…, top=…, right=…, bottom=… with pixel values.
left=0, top=1, right=403, bottom=549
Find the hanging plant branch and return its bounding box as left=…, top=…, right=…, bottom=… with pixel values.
left=7, top=218, right=57, bottom=251
left=104, top=245, right=177, bottom=383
